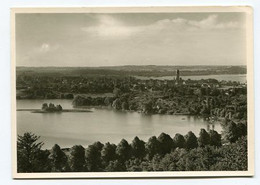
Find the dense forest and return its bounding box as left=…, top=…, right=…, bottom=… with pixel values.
left=17, top=119, right=247, bottom=173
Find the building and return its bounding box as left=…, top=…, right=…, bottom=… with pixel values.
left=174, top=69, right=181, bottom=85
left=176, top=69, right=180, bottom=82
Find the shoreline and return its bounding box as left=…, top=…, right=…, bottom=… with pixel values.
left=16, top=104, right=222, bottom=119
left=16, top=101, right=235, bottom=124
left=16, top=108, right=92, bottom=113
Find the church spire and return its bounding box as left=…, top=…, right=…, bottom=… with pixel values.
left=176, top=69, right=180, bottom=83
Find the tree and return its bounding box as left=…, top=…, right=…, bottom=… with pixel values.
left=113, top=87, right=122, bottom=97
left=65, top=93, right=74, bottom=99
left=36, top=149, right=52, bottom=172
left=116, top=139, right=131, bottom=162
left=142, top=100, right=154, bottom=114
left=131, top=136, right=146, bottom=159
left=56, top=104, right=63, bottom=111
left=151, top=154, right=163, bottom=171
left=237, top=122, right=247, bottom=138
left=17, top=132, right=50, bottom=172
left=173, top=133, right=186, bottom=149
left=159, top=148, right=187, bottom=171
left=48, top=103, right=55, bottom=111
left=112, top=98, right=122, bottom=110
left=198, top=129, right=210, bottom=147
left=200, top=104, right=210, bottom=115
left=68, top=145, right=85, bottom=172
left=212, top=137, right=247, bottom=171
left=179, top=146, right=219, bottom=171
left=125, top=159, right=143, bottom=171
left=49, top=144, right=69, bottom=172
left=105, top=160, right=125, bottom=172
left=145, top=136, right=161, bottom=160
left=101, top=142, right=117, bottom=165
left=72, top=95, right=86, bottom=107
left=41, top=103, right=48, bottom=110
left=121, top=101, right=129, bottom=110
left=223, top=121, right=238, bottom=143
left=185, top=131, right=198, bottom=150
left=17, top=132, right=43, bottom=172
left=157, top=133, right=174, bottom=155
left=85, top=141, right=104, bottom=171
left=209, top=130, right=222, bottom=147
left=104, top=97, right=115, bottom=106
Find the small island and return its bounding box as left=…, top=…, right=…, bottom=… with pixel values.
left=41, top=103, right=63, bottom=112
left=17, top=103, right=92, bottom=113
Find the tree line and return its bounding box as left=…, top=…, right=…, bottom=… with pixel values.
left=17, top=121, right=247, bottom=173
left=72, top=87, right=247, bottom=120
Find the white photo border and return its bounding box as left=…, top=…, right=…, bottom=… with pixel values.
left=11, top=6, right=254, bottom=179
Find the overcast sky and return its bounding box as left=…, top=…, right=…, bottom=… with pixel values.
left=15, top=12, right=246, bottom=67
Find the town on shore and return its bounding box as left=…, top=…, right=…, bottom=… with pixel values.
left=17, top=68, right=247, bottom=120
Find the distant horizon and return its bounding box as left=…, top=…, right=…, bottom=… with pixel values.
left=16, top=64, right=247, bottom=68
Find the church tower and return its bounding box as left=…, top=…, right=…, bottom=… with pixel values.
left=176, top=69, right=180, bottom=83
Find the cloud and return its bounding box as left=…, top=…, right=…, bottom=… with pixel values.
left=82, top=15, right=141, bottom=38
left=38, top=43, right=60, bottom=53
left=180, top=14, right=239, bottom=30
left=20, top=43, right=60, bottom=63
left=82, top=14, right=240, bottom=38
left=148, top=14, right=240, bottom=33
left=40, top=43, right=50, bottom=52
left=19, top=43, right=61, bottom=65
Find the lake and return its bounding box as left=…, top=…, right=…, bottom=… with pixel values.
left=136, top=74, right=247, bottom=83
left=17, top=99, right=222, bottom=149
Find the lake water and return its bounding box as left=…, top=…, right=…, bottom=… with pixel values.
left=136, top=74, right=247, bottom=83
left=17, top=99, right=222, bottom=149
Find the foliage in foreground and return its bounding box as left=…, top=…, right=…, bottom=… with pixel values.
left=17, top=123, right=247, bottom=173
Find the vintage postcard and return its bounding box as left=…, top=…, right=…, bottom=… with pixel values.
left=11, top=6, right=254, bottom=178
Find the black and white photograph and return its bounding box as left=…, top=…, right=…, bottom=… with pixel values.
left=11, top=7, right=254, bottom=178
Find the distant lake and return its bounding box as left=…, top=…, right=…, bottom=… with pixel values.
left=136, top=74, right=246, bottom=83
left=17, top=99, right=222, bottom=149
